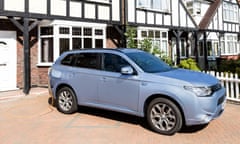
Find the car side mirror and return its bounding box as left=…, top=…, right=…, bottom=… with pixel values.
left=121, top=66, right=134, bottom=75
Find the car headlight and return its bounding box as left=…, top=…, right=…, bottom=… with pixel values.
left=184, top=86, right=212, bottom=97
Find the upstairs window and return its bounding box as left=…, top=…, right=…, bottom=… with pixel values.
left=223, top=2, right=238, bottom=23
left=137, top=0, right=170, bottom=12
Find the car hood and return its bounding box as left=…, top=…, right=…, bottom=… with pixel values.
left=155, top=68, right=219, bottom=86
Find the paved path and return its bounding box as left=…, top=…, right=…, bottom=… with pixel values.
left=0, top=88, right=239, bottom=144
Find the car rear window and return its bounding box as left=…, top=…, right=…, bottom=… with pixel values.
left=61, top=54, right=75, bottom=66
left=74, top=53, right=100, bottom=69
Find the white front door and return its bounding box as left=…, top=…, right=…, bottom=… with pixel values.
left=0, top=31, right=17, bottom=91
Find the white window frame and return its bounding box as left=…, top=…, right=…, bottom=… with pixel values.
left=38, top=21, right=106, bottom=66
left=87, top=0, right=110, bottom=4
left=137, top=0, right=170, bottom=12
left=137, top=27, right=169, bottom=56
left=223, top=2, right=238, bottom=23
left=221, top=34, right=239, bottom=55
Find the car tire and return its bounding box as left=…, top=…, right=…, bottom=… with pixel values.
left=56, top=87, right=78, bottom=114
left=146, top=97, right=182, bottom=135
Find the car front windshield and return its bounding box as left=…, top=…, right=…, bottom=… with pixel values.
left=126, top=51, right=173, bottom=73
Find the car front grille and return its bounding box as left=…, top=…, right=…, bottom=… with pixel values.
left=217, top=95, right=226, bottom=106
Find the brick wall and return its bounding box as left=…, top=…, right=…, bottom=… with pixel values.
left=17, top=36, right=49, bottom=88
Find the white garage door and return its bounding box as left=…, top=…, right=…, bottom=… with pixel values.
left=0, top=31, right=17, bottom=91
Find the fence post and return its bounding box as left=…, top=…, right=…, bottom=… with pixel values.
left=230, top=73, right=234, bottom=99
left=235, top=73, right=239, bottom=100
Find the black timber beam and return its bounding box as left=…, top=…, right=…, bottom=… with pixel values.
left=173, top=30, right=183, bottom=65
left=203, top=32, right=209, bottom=71
left=0, top=0, right=3, bottom=12
left=9, top=17, right=39, bottom=95
left=114, top=25, right=126, bottom=47
left=23, top=18, right=30, bottom=94
left=194, top=31, right=199, bottom=63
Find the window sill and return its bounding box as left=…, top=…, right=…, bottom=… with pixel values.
left=37, top=63, right=53, bottom=67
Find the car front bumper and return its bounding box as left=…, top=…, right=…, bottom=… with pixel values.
left=185, top=87, right=226, bottom=126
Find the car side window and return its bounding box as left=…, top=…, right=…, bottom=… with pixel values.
left=103, top=53, right=130, bottom=73
left=61, top=54, right=75, bottom=66
left=74, top=53, right=100, bottom=70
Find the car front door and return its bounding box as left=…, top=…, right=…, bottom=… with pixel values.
left=98, top=53, right=140, bottom=113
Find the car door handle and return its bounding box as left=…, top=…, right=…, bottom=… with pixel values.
left=101, top=77, right=107, bottom=82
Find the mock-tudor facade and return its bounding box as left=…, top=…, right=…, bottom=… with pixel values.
left=0, top=0, right=239, bottom=93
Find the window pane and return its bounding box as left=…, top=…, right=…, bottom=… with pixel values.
left=75, top=53, right=99, bottom=69
left=103, top=53, right=130, bottom=72
left=155, top=31, right=160, bottom=38
left=59, top=27, right=70, bottom=34
left=199, top=42, right=204, bottom=56
left=72, top=38, right=82, bottom=49
left=95, top=39, right=103, bottom=48
left=162, top=40, right=168, bottom=53
left=162, top=32, right=167, bottom=38
left=149, top=30, right=154, bottom=38
left=207, top=42, right=212, bottom=56
left=213, top=42, right=219, bottom=56
left=84, top=28, right=92, bottom=36
left=60, top=38, right=70, bottom=54
left=95, top=29, right=103, bottom=35
left=40, top=27, right=53, bottom=35
left=61, top=54, right=75, bottom=66
left=138, top=0, right=149, bottom=8
left=84, top=38, right=92, bottom=48
left=141, top=31, right=147, bottom=37
left=153, top=0, right=160, bottom=9
left=72, top=27, right=81, bottom=35
left=41, top=38, right=53, bottom=62
left=181, top=40, right=185, bottom=56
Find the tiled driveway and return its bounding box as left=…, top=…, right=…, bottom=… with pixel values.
left=0, top=88, right=239, bottom=144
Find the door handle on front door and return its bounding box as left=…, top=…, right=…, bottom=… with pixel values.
left=0, top=63, right=6, bottom=66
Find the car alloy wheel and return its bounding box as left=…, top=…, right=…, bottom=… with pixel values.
left=56, top=87, right=78, bottom=114
left=147, top=98, right=182, bottom=135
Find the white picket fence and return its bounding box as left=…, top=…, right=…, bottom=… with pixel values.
left=204, top=71, right=240, bottom=102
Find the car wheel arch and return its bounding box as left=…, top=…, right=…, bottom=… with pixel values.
left=143, top=94, right=186, bottom=126
left=55, top=84, right=77, bottom=99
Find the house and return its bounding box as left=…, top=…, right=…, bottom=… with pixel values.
left=183, top=0, right=240, bottom=69
left=0, top=0, right=124, bottom=93
left=0, top=0, right=239, bottom=93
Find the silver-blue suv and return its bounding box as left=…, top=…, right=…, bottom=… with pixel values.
left=48, top=48, right=226, bottom=135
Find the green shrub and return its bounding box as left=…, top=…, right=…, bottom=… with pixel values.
left=218, top=59, right=240, bottom=77
left=179, top=58, right=200, bottom=71
left=125, top=26, right=137, bottom=48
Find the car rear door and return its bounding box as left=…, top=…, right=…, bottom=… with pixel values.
left=71, top=52, right=101, bottom=104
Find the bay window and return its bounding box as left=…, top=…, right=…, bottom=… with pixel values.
left=137, top=28, right=168, bottom=55
left=39, top=22, right=106, bottom=65
left=221, top=35, right=239, bottom=55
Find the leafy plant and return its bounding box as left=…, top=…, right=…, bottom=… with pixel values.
left=125, top=26, right=137, bottom=48
left=139, top=38, right=152, bottom=52
left=179, top=58, right=200, bottom=71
